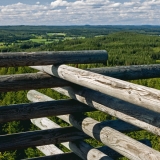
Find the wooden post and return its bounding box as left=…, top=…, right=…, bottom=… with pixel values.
left=0, top=72, right=70, bottom=92
left=31, top=65, right=160, bottom=113
left=27, top=91, right=160, bottom=160
left=0, top=99, right=95, bottom=123
left=0, top=50, right=108, bottom=67
left=0, top=126, right=89, bottom=151
left=52, top=87, right=160, bottom=136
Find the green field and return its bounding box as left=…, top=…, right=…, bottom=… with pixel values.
left=95, top=35, right=106, bottom=37
left=30, top=38, right=47, bottom=43
left=47, top=32, right=66, bottom=36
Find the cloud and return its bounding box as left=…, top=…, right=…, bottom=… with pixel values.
left=0, top=0, right=159, bottom=25
left=36, top=2, right=40, bottom=5
left=51, top=0, right=68, bottom=8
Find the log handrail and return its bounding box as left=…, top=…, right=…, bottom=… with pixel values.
left=1, top=64, right=160, bottom=92
left=0, top=50, right=108, bottom=67
left=28, top=90, right=151, bottom=160
left=0, top=99, right=95, bottom=123
left=31, top=64, right=160, bottom=113
left=0, top=50, right=159, bottom=160
left=53, top=86, right=160, bottom=136
left=0, top=126, right=89, bottom=151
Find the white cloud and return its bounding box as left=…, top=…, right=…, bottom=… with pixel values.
left=51, top=0, right=68, bottom=8
left=0, top=0, right=159, bottom=25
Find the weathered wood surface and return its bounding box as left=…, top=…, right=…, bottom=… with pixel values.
left=28, top=92, right=117, bottom=160
left=0, top=50, right=108, bottom=67
left=87, top=64, right=160, bottom=80
left=36, top=144, right=63, bottom=156
left=31, top=118, right=151, bottom=160
left=2, top=64, right=160, bottom=92
left=53, top=87, right=160, bottom=136
left=23, top=152, right=82, bottom=160
left=28, top=90, right=147, bottom=160
left=29, top=108, right=160, bottom=159
left=67, top=114, right=160, bottom=160
left=32, top=118, right=64, bottom=157
left=98, top=139, right=152, bottom=159
left=31, top=65, right=160, bottom=113
left=28, top=90, right=141, bottom=133
left=31, top=117, right=151, bottom=160
left=31, top=117, right=113, bottom=160
left=28, top=91, right=156, bottom=160
left=0, top=72, right=70, bottom=92
left=28, top=92, right=112, bottom=159
left=0, top=126, right=89, bottom=151
left=0, top=99, right=95, bottom=123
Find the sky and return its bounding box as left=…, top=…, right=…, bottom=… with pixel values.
left=0, top=0, right=160, bottom=25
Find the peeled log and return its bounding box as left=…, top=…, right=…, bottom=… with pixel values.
left=0, top=50, right=108, bottom=67
left=28, top=90, right=156, bottom=160
left=31, top=117, right=151, bottom=160
left=31, top=117, right=113, bottom=160
left=53, top=87, right=160, bottom=136
left=27, top=91, right=160, bottom=160
left=27, top=90, right=141, bottom=133
left=67, top=114, right=160, bottom=160
left=2, top=64, right=160, bottom=92
left=31, top=65, right=160, bottom=113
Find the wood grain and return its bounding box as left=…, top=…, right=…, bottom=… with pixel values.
left=0, top=50, right=108, bottom=67
left=31, top=64, right=160, bottom=113
left=67, top=114, right=160, bottom=160
left=31, top=117, right=151, bottom=160
left=31, top=117, right=113, bottom=160
left=28, top=94, right=160, bottom=160
left=28, top=90, right=145, bottom=160
left=2, top=64, right=160, bottom=92
left=27, top=90, right=141, bottom=133
left=28, top=91, right=115, bottom=160
left=52, top=87, right=160, bottom=136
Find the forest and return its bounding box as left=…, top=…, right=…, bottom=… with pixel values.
left=0, top=25, right=160, bottom=160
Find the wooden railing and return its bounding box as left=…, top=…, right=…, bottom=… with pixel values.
left=0, top=50, right=160, bottom=160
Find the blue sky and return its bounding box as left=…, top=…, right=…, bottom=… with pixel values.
left=0, top=0, right=159, bottom=25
